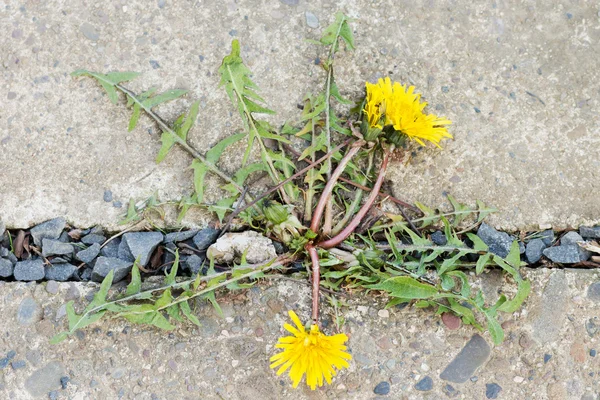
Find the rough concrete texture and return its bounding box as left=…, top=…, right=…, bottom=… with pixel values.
left=1, top=1, right=599, bottom=231
left=0, top=267, right=599, bottom=399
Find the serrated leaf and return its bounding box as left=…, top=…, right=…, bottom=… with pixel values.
left=493, top=256, right=519, bottom=281
left=467, top=232, right=489, bottom=252
left=155, top=288, right=174, bottom=309
left=204, top=291, right=223, bottom=318
left=125, top=261, right=142, bottom=296
left=438, top=251, right=466, bottom=275
left=368, top=276, right=438, bottom=299
left=180, top=301, right=201, bottom=326
left=150, top=312, right=176, bottom=330
left=104, top=71, right=141, bottom=84
left=142, top=89, right=188, bottom=109
left=447, top=270, right=471, bottom=297
left=206, top=133, right=245, bottom=163
left=191, top=159, right=209, bottom=202
left=330, top=77, right=352, bottom=105
left=440, top=274, right=455, bottom=291
left=208, top=196, right=236, bottom=223
left=504, top=240, right=522, bottom=269
left=179, top=100, right=200, bottom=141
left=166, top=303, right=184, bottom=322
left=77, top=311, right=107, bottom=330
left=476, top=199, right=497, bottom=222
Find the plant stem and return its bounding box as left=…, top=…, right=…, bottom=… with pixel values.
left=310, top=142, right=363, bottom=233
left=228, top=139, right=352, bottom=222
left=318, top=149, right=391, bottom=249
left=332, top=150, right=374, bottom=235
left=115, top=84, right=254, bottom=207
left=304, top=115, right=318, bottom=224
left=322, top=67, right=334, bottom=236
left=307, top=244, right=321, bottom=324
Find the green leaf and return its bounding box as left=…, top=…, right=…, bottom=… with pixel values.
left=166, top=303, right=184, bottom=322
left=204, top=291, right=223, bottom=318
left=191, top=159, right=209, bottom=202
left=99, top=81, right=119, bottom=104
left=71, top=70, right=140, bottom=104
left=476, top=199, right=497, bottom=222
left=368, top=276, right=438, bottom=299
left=385, top=298, right=410, bottom=309
left=208, top=196, right=236, bottom=223
left=49, top=332, right=69, bottom=345
left=142, top=89, right=188, bottom=109
left=467, top=232, right=489, bottom=252
left=76, top=311, right=107, bottom=330
left=498, top=279, right=531, bottom=313
left=65, top=301, right=78, bottom=331
left=485, top=313, right=504, bottom=345
left=128, top=103, right=142, bottom=131
left=475, top=253, right=491, bottom=275
left=104, top=71, right=141, bottom=84
left=180, top=301, right=201, bottom=326
left=447, top=271, right=471, bottom=297
left=150, top=312, right=176, bottom=330
left=504, top=240, right=522, bottom=269
left=155, top=289, right=174, bottom=309
left=440, top=274, right=455, bottom=291
left=206, top=133, right=245, bottom=163
left=88, top=270, right=114, bottom=309
left=165, top=251, right=179, bottom=285
left=179, top=100, right=200, bottom=141
left=125, top=260, right=142, bottom=296
left=438, top=251, right=466, bottom=275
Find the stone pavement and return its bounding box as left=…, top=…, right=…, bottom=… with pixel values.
left=2, top=1, right=600, bottom=231
left=0, top=267, right=599, bottom=399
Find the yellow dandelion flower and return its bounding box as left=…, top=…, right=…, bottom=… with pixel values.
left=270, top=310, right=352, bottom=390
left=364, top=78, right=453, bottom=147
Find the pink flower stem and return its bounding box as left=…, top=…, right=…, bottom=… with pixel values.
left=307, top=244, right=321, bottom=324
left=317, top=150, right=390, bottom=249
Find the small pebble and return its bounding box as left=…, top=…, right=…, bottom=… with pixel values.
left=103, top=190, right=113, bottom=202
left=60, top=376, right=70, bottom=389
left=378, top=309, right=389, bottom=318
left=513, top=376, right=524, bottom=383
left=543, top=353, right=552, bottom=363
left=11, top=360, right=26, bottom=369
left=415, top=376, right=433, bottom=391
left=590, top=349, right=596, bottom=357
left=486, top=383, right=502, bottom=399
left=373, top=381, right=390, bottom=395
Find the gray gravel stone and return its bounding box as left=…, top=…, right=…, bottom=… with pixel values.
left=11, top=360, right=26, bottom=370
left=184, top=254, right=205, bottom=275
left=193, top=228, right=219, bottom=251
left=17, top=297, right=42, bottom=325
left=6, top=251, right=17, bottom=264
left=24, top=361, right=65, bottom=397
left=122, top=232, right=163, bottom=266
left=30, top=217, right=66, bottom=247
left=588, top=282, right=600, bottom=302
left=560, top=231, right=590, bottom=261
left=543, top=245, right=580, bottom=264
left=540, top=229, right=555, bottom=246
left=586, top=318, right=598, bottom=337
left=0, top=220, right=5, bottom=238
left=100, top=238, right=120, bottom=258
left=164, top=230, right=199, bottom=243
left=81, top=234, right=106, bottom=245
left=14, top=259, right=45, bottom=281
left=477, top=222, right=514, bottom=258
left=431, top=230, right=447, bottom=245
left=42, top=239, right=74, bottom=257
left=485, top=383, right=502, bottom=399
left=373, top=381, right=390, bottom=395
left=118, top=238, right=135, bottom=262
left=80, top=23, right=99, bottom=41
left=45, top=264, right=77, bottom=281
left=92, top=257, right=133, bottom=283
left=76, top=243, right=101, bottom=264
left=305, top=11, right=319, bottom=28
left=103, top=190, right=113, bottom=202
left=0, top=258, right=13, bottom=277
left=580, top=226, right=600, bottom=239
left=0, top=246, right=9, bottom=258
left=525, top=239, right=546, bottom=264
left=440, top=334, right=491, bottom=383
left=415, top=376, right=433, bottom=391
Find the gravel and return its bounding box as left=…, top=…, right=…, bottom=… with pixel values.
left=75, top=243, right=101, bottom=264
left=42, top=239, right=74, bottom=257
left=440, top=334, right=491, bottom=383
left=305, top=11, right=319, bottom=28
left=100, top=238, right=120, bottom=258
left=580, top=226, right=600, bottom=239
left=373, top=381, right=390, bottom=395
left=14, top=259, right=46, bottom=281
left=588, top=282, right=600, bottom=302
left=81, top=234, right=106, bottom=245
left=560, top=231, right=590, bottom=261
left=30, top=217, right=66, bottom=247
left=431, top=230, right=447, bottom=245
left=24, top=361, right=65, bottom=397
left=17, top=297, right=42, bottom=325
left=476, top=223, right=515, bottom=258
left=543, top=245, right=580, bottom=264
left=0, top=258, right=13, bottom=277
left=415, top=376, right=433, bottom=391
left=92, top=257, right=133, bottom=283
left=193, top=228, right=220, bottom=251
left=45, top=264, right=77, bottom=281
left=485, top=383, right=502, bottom=399
left=122, top=232, right=163, bottom=266
left=184, top=254, right=205, bottom=275
left=525, top=238, right=546, bottom=263
left=164, top=230, right=199, bottom=243
left=540, top=229, right=555, bottom=246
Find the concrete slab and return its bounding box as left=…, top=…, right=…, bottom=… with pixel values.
left=0, top=267, right=598, bottom=399
left=1, top=1, right=599, bottom=230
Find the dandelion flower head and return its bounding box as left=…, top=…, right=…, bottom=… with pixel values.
left=364, top=77, right=452, bottom=147
left=270, top=310, right=352, bottom=390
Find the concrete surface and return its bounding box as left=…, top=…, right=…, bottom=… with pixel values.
left=0, top=267, right=599, bottom=399
left=1, top=1, right=600, bottom=231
